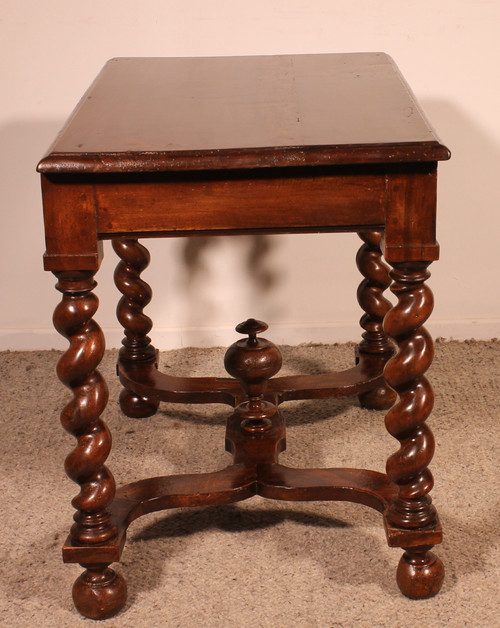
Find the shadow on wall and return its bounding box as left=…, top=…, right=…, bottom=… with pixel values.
left=176, top=233, right=284, bottom=342
left=0, top=119, right=68, bottom=338
left=420, top=100, right=500, bottom=319
left=177, top=101, right=500, bottom=340
left=0, top=119, right=64, bottom=244
left=0, top=119, right=284, bottom=345
left=421, top=99, right=500, bottom=219
left=4, top=100, right=500, bottom=348
left=183, top=234, right=278, bottom=293
left=422, top=100, right=500, bottom=254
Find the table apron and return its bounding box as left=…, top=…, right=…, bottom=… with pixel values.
left=42, top=166, right=438, bottom=270
left=94, top=174, right=386, bottom=235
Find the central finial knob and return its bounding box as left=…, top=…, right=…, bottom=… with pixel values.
left=224, top=319, right=282, bottom=432
left=235, top=318, right=268, bottom=345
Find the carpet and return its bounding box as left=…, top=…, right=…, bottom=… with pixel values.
left=0, top=341, right=498, bottom=627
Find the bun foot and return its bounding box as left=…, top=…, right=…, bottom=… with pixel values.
left=72, top=565, right=127, bottom=620
left=119, top=388, right=159, bottom=418
left=358, top=384, right=396, bottom=410
left=396, top=549, right=444, bottom=599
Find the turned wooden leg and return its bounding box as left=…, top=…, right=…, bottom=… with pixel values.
left=356, top=231, right=396, bottom=409
left=383, top=262, right=443, bottom=598
left=53, top=271, right=126, bottom=619
left=113, top=238, right=160, bottom=418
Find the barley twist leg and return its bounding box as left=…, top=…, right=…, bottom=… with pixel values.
left=53, top=271, right=126, bottom=618
left=112, top=238, right=160, bottom=418
left=356, top=231, right=396, bottom=409
left=383, top=261, right=444, bottom=598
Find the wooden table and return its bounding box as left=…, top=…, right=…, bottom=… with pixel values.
left=38, top=54, right=450, bottom=620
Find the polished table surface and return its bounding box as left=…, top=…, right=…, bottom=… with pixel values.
left=38, top=53, right=449, bottom=173
left=38, top=54, right=450, bottom=620
left=38, top=54, right=449, bottom=272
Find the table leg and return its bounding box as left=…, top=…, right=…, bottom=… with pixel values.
left=356, top=231, right=396, bottom=409
left=53, top=271, right=127, bottom=618
left=113, top=238, right=160, bottom=418
left=382, top=261, right=444, bottom=598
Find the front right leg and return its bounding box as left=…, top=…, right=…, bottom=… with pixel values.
left=382, top=262, right=444, bottom=599
left=53, top=271, right=126, bottom=619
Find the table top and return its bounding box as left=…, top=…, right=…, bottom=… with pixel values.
left=38, top=53, right=450, bottom=174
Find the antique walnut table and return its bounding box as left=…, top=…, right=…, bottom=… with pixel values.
left=38, top=54, right=450, bottom=619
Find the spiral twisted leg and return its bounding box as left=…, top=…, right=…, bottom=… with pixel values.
left=356, top=231, right=396, bottom=409
left=53, top=271, right=126, bottom=618
left=383, top=262, right=443, bottom=598
left=113, top=238, right=160, bottom=418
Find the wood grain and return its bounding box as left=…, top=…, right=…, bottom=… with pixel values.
left=37, top=54, right=449, bottom=174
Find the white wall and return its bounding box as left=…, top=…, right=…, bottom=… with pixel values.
left=1, top=1, right=499, bottom=349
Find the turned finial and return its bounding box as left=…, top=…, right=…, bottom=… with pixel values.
left=224, top=319, right=282, bottom=432
left=235, top=318, right=268, bottom=343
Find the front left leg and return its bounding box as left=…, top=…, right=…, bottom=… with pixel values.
left=53, top=271, right=126, bottom=619
left=383, top=261, right=444, bottom=598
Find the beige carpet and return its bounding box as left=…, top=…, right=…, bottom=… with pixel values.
left=0, top=341, right=499, bottom=627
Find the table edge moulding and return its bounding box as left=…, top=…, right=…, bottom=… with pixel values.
left=38, top=53, right=450, bottom=619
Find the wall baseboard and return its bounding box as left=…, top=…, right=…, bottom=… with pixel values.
left=1, top=319, right=499, bottom=351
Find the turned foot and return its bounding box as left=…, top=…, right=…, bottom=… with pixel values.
left=119, top=389, right=160, bottom=419
left=358, top=384, right=396, bottom=410
left=72, top=565, right=127, bottom=620
left=396, top=548, right=444, bottom=599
